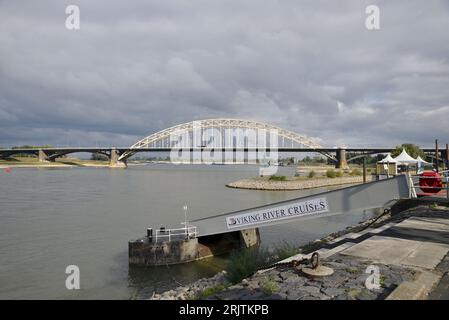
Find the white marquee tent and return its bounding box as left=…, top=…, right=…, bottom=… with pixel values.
left=416, top=156, right=431, bottom=165
left=378, top=154, right=397, bottom=163
left=393, top=149, right=418, bottom=165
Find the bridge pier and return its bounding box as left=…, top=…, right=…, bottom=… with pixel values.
left=38, top=150, right=49, bottom=162
left=239, top=228, right=261, bottom=248
left=336, top=148, right=349, bottom=169
left=109, top=148, right=127, bottom=168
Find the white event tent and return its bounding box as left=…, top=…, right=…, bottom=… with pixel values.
left=378, top=154, right=397, bottom=164
left=416, top=156, right=430, bottom=165
left=377, top=150, right=431, bottom=177
left=393, top=149, right=418, bottom=165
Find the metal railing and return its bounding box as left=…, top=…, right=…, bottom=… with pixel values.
left=407, top=172, right=449, bottom=200
left=153, top=225, right=197, bottom=243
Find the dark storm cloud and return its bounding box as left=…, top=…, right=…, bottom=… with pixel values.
left=0, top=0, right=448, bottom=147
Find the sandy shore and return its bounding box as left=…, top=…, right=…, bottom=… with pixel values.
left=0, top=163, right=75, bottom=169
left=0, top=162, right=111, bottom=169
left=227, top=175, right=373, bottom=191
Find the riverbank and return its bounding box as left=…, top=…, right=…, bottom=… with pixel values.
left=0, top=163, right=75, bottom=169
left=227, top=175, right=373, bottom=191
left=150, top=202, right=449, bottom=300
left=0, top=158, right=111, bottom=169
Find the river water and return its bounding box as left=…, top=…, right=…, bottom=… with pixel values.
left=0, top=164, right=375, bottom=299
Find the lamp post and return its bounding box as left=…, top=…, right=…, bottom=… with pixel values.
left=183, top=205, right=188, bottom=236
left=446, top=144, right=449, bottom=171
left=435, top=139, right=439, bottom=173
left=363, top=157, right=367, bottom=184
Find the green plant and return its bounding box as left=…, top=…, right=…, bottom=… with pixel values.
left=269, top=175, right=287, bottom=181
left=380, top=275, right=386, bottom=288
left=326, top=169, right=336, bottom=178
left=345, top=288, right=361, bottom=298
left=350, top=169, right=362, bottom=176
left=225, top=248, right=274, bottom=284
left=271, top=241, right=298, bottom=261
left=225, top=243, right=301, bottom=284
left=335, top=171, right=343, bottom=177
left=262, top=281, right=280, bottom=295
left=345, top=267, right=359, bottom=274
left=308, top=170, right=316, bottom=178
left=195, top=284, right=227, bottom=299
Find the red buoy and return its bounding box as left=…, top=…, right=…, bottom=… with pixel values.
left=419, top=171, right=443, bottom=194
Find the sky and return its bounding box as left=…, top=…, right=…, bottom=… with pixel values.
left=1, top=0, right=449, bottom=148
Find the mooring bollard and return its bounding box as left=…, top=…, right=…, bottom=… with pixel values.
left=311, top=252, right=320, bottom=269
left=301, top=252, right=334, bottom=278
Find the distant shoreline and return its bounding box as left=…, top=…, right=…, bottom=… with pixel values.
left=0, top=159, right=111, bottom=169
left=0, top=163, right=73, bottom=169
left=226, top=175, right=373, bottom=191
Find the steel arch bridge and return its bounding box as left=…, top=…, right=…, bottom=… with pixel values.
left=118, top=118, right=324, bottom=161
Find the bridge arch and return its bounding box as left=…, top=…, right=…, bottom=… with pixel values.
left=119, top=118, right=324, bottom=161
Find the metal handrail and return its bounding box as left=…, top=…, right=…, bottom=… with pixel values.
left=154, top=226, right=197, bottom=243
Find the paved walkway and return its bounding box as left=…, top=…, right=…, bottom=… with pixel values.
left=341, top=216, right=449, bottom=269
left=428, top=253, right=449, bottom=299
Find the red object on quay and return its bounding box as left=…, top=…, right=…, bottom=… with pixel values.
left=419, top=171, right=443, bottom=194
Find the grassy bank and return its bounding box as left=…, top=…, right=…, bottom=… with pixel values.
left=226, top=165, right=375, bottom=190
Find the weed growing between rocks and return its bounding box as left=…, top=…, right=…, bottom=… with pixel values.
left=194, top=284, right=228, bottom=299
left=225, top=247, right=275, bottom=284
left=262, top=280, right=280, bottom=295
left=271, top=241, right=299, bottom=261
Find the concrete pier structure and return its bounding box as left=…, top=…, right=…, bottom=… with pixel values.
left=336, top=148, right=349, bottom=169
left=38, top=149, right=49, bottom=162
left=109, top=148, right=127, bottom=168
left=129, top=228, right=260, bottom=267
left=129, top=238, right=200, bottom=266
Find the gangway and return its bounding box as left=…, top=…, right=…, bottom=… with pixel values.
left=129, top=175, right=411, bottom=266
left=191, top=175, right=410, bottom=237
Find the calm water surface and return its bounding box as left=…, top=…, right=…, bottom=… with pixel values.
left=0, top=164, right=374, bottom=299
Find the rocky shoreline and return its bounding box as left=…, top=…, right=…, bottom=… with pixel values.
left=208, top=254, right=415, bottom=300
left=149, top=210, right=401, bottom=300
left=150, top=255, right=415, bottom=300
left=227, top=175, right=373, bottom=191
left=150, top=271, right=230, bottom=300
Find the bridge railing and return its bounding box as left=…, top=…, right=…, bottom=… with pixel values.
left=154, top=225, right=197, bottom=243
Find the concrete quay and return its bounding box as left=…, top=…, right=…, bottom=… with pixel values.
left=150, top=202, right=449, bottom=300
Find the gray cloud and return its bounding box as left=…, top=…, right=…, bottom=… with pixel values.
left=1, top=0, right=448, bottom=148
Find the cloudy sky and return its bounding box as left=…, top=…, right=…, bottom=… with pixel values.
left=1, top=0, right=448, bottom=148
